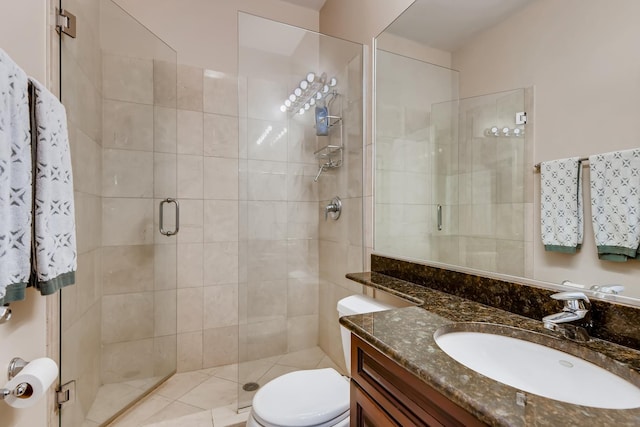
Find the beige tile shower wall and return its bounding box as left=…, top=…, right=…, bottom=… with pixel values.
left=101, top=54, right=179, bottom=383
left=153, top=61, right=183, bottom=374
left=239, top=69, right=321, bottom=362
left=318, top=56, right=365, bottom=372
left=110, top=0, right=325, bottom=373
left=199, top=68, right=241, bottom=371
left=56, top=0, right=104, bottom=424
left=169, top=64, right=242, bottom=372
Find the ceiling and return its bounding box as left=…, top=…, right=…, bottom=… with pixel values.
left=280, top=0, right=327, bottom=11
left=277, top=0, right=534, bottom=52
left=384, top=0, right=535, bottom=51
left=239, top=13, right=308, bottom=57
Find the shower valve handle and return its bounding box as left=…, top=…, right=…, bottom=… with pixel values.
left=325, top=197, right=342, bottom=221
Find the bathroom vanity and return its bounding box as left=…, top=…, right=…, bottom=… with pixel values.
left=342, top=256, right=640, bottom=426
left=350, top=334, right=485, bottom=426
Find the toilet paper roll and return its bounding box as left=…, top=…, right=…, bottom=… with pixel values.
left=3, top=357, right=58, bottom=409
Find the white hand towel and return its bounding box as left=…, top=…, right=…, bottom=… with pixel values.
left=540, top=157, right=583, bottom=253
left=589, top=149, right=640, bottom=262
left=0, top=49, right=31, bottom=304
left=29, top=77, right=77, bottom=293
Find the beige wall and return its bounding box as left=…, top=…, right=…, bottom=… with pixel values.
left=376, top=32, right=451, bottom=67
left=320, top=0, right=414, bottom=46
left=0, top=294, right=49, bottom=427
left=114, top=0, right=319, bottom=72
left=452, top=0, right=640, bottom=296
left=0, top=0, right=49, bottom=82
left=0, top=1, right=51, bottom=427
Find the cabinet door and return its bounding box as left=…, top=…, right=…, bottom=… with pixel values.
left=351, top=335, right=486, bottom=427
left=351, top=381, right=407, bottom=427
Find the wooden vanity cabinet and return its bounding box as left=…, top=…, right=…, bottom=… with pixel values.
left=350, top=334, right=487, bottom=427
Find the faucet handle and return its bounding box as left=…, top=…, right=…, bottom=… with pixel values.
left=551, top=291, right=590, bottom=313
left=590, top=284, right=624, bottom=295
left=324, top=196, right=342, bottom=221
left=550, top=291, right=589, bottom=302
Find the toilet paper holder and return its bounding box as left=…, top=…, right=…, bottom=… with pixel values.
left=1, top=358, right=30, bottom=401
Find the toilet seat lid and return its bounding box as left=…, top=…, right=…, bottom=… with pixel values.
left=252, top=368, right=349, bottom=427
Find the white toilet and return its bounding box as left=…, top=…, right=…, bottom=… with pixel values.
left=246, top=294, right=395, bottom=427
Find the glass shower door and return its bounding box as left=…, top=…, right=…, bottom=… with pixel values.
left=375, top=52, right=460, bottom=262
left=428, top=89, right=527, bottom=274
left=237, top=13, right=365, bottom=411
left=59, top=1, right=177, bottom=425
left=455, top=88, right=527, bottom=276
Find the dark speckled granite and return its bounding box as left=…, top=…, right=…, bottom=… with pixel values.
left=370, top=254, right=640, bottom=350
left=342, top=304, right=640, bottom=426
left=341, top=256, right=640, bottom=426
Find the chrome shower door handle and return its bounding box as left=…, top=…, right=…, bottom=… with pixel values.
left=437, top=204, right=443, bottom=231
left=159, top=198, right=180, bottom=236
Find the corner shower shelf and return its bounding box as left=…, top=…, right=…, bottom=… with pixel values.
left=313, top=115, right=343, bottom=167
left=324, top=115, right=342, bottom=129
left=314, top=144, right=343, bottom=159
left=313, top=94, right=344, bottom=174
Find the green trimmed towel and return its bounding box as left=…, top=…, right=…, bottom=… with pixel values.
left=589, top=149, right=640, bottom=262
left=29, top=78, right=77, bottom=293
left=0, top=49, right=31, bottom=306
left=540, top=157, right=583, bottom=253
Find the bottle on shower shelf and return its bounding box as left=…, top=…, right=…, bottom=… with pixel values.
left=315, top=104, right=329, bottom=136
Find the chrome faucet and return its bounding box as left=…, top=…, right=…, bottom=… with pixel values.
left=542, top=291, right=591, bottom=342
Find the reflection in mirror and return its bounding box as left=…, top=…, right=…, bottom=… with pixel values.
left=375, top=52, right=459, bottom=262
left=374, top=0, right=640, bottom=301
left=375, top=28, right=532, bottom=279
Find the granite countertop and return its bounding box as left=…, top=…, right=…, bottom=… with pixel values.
left=342, top=271, right=640, bottom=426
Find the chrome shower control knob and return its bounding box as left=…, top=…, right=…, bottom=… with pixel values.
left=325, top=197, right=342, bottom=221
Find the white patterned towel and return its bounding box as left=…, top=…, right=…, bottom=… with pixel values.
left=589, top=149, right=640, bottom=262
left=540, top=157, right=583, bottom=253
left=29, top=77, right=77, bottom=293
left=0, top=49, right=31, bottom=305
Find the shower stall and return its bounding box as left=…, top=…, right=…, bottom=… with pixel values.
left=237, top=13, right=364, bottom=410
left=57, top=3, right=363, bottom=425
left=59, top=1, right=177, bottom=425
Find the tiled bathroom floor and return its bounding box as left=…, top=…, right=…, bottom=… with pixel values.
left=101, top=347, right=341, bottom=427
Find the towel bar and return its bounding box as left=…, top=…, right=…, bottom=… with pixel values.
left=534, top=157, right=589, bottom=171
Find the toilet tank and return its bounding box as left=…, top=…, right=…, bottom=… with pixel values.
left=337, top=295, right=395, bottom=375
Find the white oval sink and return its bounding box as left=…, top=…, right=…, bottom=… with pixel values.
left=434, top=325, right=640, bottom=409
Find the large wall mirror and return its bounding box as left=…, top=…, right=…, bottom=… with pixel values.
left=374, top=0, right=640, bottom=301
